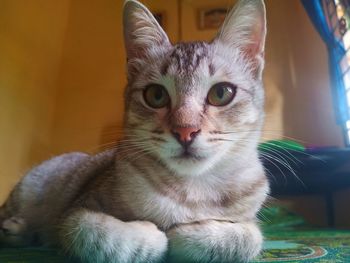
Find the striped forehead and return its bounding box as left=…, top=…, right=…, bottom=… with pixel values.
left=162, top=42, right=212, bottom=77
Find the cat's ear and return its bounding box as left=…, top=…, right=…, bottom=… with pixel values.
left=214, top=0, right=266, bottom=79
left=123, top=0, right=170, bottom=60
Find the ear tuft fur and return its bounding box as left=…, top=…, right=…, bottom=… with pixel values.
left=123, top=0, right=170, bottom=60
left=214, top=0, right=266, bottom=79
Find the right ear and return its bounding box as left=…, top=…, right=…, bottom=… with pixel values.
left=123, top=0, right=170, bottom=60
left=214, top=0, right=266, bottom=79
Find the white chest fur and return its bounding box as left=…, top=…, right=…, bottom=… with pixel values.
left=118, top=172, right=240, bottom=230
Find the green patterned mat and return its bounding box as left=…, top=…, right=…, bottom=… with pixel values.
left=254, top=228, right=350, bottom=262
left=254, top=207, right=350, bottom=262
left=1, top=207, right=349, bottom=262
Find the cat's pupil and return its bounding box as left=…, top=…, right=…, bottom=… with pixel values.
left=217, top=87, right=224, bottom=99
left=154, top=88, right=163, bottom=101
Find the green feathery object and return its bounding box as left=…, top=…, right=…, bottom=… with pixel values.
left=259, top=139, right=306, bottom=152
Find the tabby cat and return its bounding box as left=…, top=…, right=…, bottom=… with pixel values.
left=0, top=0, right=269, bottom=262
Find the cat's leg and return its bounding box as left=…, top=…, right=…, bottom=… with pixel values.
left=0, top=216, right=28, bottom=247
left=0, top=201, right=29, bottom=247
left=0, top=152, right=93, bottom=247
left=167, top=220, right=262, bottom=263
left=59, top=209, right=168, bottom=263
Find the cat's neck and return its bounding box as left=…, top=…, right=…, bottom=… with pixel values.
left=117, top=141, right=262, bottom=196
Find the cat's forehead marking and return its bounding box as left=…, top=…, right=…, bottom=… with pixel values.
left=162, top=42, right=211, bottom=77
left=208, top=63, right=216, bottom=76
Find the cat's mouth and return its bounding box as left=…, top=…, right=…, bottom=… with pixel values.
left=173, top=149, right=205, bottom=161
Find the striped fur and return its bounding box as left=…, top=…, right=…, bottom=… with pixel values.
left=0, top=0, right=268, bottom=262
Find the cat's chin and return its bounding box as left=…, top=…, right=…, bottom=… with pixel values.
left=158, top=145, right=232, bottom=177
left=163, top=154, right=214, bottom=177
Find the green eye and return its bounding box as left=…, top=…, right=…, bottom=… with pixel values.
left=143, top=84, right=170, bottom=109
left=207, top=82, right=237, bottom=106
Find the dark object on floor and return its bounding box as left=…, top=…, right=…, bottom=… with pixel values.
left=260, top=142, right=350, bottom=227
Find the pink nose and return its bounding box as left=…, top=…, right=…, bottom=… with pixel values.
left=171, top=127, right=201, bottom=146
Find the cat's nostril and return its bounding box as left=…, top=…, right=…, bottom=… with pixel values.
left=171, top=127, right=201, bottom=146
left=190, top=129, right=201, bottom=139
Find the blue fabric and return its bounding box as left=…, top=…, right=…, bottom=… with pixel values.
left=301, top=0, right=349, bottom=124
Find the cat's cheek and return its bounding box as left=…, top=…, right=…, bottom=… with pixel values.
left=157, top=108, right=168, bottom=120
left=242, top=106, right=260, bottom=124
left=155, top=141, right=178, bottom=161
left=220, top=102, right=260, bottom=126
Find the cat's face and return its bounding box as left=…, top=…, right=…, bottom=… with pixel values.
left=122, top=0, right=266, bottom=176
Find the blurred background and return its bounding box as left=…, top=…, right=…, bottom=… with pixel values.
left=0, top=0, right=349, bottom=228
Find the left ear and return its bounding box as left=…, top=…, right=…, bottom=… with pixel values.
left=123, top=0, right=171, bottom=60
left=214, top=0, right=266, bottom=79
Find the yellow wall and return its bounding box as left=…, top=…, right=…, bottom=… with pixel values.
left=51, top=0, right=127, bottom=154
left=266, top=0, right=343, bottom=147
left=0, top=0, right=70, bottom=202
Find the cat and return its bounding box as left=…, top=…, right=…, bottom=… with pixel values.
left=0, top=0, right=269, bottom=262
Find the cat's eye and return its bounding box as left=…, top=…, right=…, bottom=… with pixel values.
left=143, top=84, right=170, bottom=109
left=207, top=82, right=237, bottom=106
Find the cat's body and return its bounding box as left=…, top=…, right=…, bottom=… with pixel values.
left=0, top=0, right=269, bottom=262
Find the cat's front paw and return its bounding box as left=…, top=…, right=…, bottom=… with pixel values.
left=126, top=220, right=168, bottom=262
left=60, top=210, right=168, bottom=263
left=167, top=220, right=262, bottom=263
